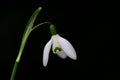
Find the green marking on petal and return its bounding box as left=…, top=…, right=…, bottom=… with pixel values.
left=54, top=46, right=62, bottom=53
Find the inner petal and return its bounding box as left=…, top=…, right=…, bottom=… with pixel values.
left=56, top=50, right=67, bottom=59
left=52, top=35, right=61, bottom=53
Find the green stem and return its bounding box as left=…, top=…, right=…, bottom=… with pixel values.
left=10, top=31, right=30, bottom=80
left=10, top=62, right=19, bottom=80
left=10, top=22, right=51, bottom=80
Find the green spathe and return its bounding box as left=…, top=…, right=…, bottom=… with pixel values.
left=16, top=7, right=42, bottom=62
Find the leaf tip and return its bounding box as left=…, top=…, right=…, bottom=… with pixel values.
left=38, top=7, right=42, bottom=10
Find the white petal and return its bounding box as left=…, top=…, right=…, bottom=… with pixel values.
left=43, top=38, right=52, bottom=67
left=57, top=35, right=77, bottom=60
left=52, top=34, right=60, bottom=53
left=56, top=50, right=67, bottom=59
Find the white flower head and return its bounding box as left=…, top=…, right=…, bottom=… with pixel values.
left=43, top=34, right=77, bottom=67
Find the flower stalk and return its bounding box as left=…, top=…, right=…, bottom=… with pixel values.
left=10, top=7, right=51, bottom=80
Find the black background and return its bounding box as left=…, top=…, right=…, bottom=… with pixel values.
left=0, top=0, right=116, bottom=80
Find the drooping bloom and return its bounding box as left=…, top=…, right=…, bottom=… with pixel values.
left=43, top=24, right=77, bottom=67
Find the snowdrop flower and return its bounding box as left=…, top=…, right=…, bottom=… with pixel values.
left=43, top=24, right=77, bottom=67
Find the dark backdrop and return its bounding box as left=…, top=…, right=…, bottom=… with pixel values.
left=0, top=0, right=115, bottom=80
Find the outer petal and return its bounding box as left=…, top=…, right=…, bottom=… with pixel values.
left=57, top=35, right=77, bottom=60
left=56, top=50, right=67, bottom=59
left=43, top=38, right=52, bottom=67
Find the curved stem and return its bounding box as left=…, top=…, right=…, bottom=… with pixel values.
left=30, top=22, right=51, bottom=32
